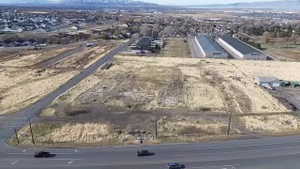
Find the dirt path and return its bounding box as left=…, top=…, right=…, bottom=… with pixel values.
left=33, top=45, right=85, bottom=68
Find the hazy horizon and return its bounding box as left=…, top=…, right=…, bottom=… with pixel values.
left=0, top=0, right=284, bottom=6
left=142, top=0, right=279, bottom=6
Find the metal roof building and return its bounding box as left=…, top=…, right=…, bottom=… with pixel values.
left=216, top=35, right=267, bottom=60
left=195, top=34, right=228, bottom=59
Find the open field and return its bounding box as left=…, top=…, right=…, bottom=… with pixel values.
left=0, top=40, right=116, bottom=115
left=256, top=37, right=300, bottom=61
left=264, top=45, right=300, bottom=61
left=157, top=38, right=191, bottom=58
left=168, top=12, right=234, bottom=19
left=12, top=56, right=300, bottom=146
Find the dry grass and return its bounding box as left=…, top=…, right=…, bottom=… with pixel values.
left=13, top=122, right=139, bottom=145
left=0, top=47, right=80, bottom=115
left=50, top=56, right=224, bottom=113
left=13, top=56, right=300, bottom=146
left=168, top=12, right=233, bottom=19
left=1, top=47, right=74, bottom=67
left=55, top=43, right=116, bottom=69
left=158, top=38, right=191, bottom=58
left=50, top=56, right=299, bottom=115
left=0, top=68, right=77, bottom=115
left=0, top=40, right=116, bottom=115
left=240, top=114, right=300, bottom=133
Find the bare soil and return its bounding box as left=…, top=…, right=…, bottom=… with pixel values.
left=157, top=38, right=191, bottom=58
left=13, top=56, right=300, bottom=146
left=0, top=40, right=115, bottom=115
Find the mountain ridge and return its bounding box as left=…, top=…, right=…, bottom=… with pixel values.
left=188, top=0, right=300, bottom=10
left=0, top=0, right=160, bottom=8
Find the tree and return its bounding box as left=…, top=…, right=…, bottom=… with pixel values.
left=140, top=24, right=153, bottom=37
left=291, top=30, right=298, bottom=45
left=262, top=31, right=272, bottom=44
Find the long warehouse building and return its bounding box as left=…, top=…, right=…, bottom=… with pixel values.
left=216, top=35, right=267, bottom=60
left=195, top=34, right=229, bottom=59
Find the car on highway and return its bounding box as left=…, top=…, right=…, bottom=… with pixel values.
left=137, top=149, right=155, bottom=157
left=168, top=163, right=186, bottom=169
left=34, top=151, right=56, bottom=158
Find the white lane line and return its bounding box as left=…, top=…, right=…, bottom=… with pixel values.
left=40, top=159, right=81, bottom=161
left=22, top=149, right=27, bottom=153
left=11, top=160, right=19, bottom=165
left=67, top=160, right=74, bottom=165
left=74, top=149, right=78, bottom=153
left=222, top=165, right=237, bottom=169
left=191, top=164, right=239, bottom=169
left=7, top=153, right=30, bottom=155
left=8, top=152, right=75, bottom=155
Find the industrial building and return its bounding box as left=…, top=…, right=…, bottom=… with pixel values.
left=194, top=34, right=229, bottom=58
left=216, top=35, right=267, bottom=60
left=129, top=37, right=163, bottom=52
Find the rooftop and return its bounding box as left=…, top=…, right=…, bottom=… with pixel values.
left=220, top=35, right=263, bottom=55
left=196, top=34, right=227, bottom=54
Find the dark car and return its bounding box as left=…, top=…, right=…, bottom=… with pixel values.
left=34, top=151, right=56, bottom=158
left=168, top=163, right=186, bottom=169
left=137, top=149, right=155, bottom=157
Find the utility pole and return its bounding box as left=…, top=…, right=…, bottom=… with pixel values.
left=29, top=120, right=35, bottom=145
left=137, top=133, right=144, bottom=144
left=154, top=119, right=158, bottom=140
left=14, top=129, right=19, bottom=145
left=227, top=112, right=233, bottom=136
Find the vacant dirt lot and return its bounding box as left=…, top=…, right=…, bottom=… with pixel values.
left=0, top=41, right=115, bottom=115
left=157, top=38, right=191, bottom=58
left=0, top=54, right=78, bottom=115
left=264, top=45, right=300, bottom=61
left=169, top=12, right=234, bottom=19
left=257, top=37, right=300, bottom=61
left=14, top=56, right=300, bottom=146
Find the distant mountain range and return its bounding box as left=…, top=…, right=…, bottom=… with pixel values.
left=2, top=0, right=300, bottom=10
left=189, top=0, right=300, bottom=10
left=0, top=0, right=159, bottom=8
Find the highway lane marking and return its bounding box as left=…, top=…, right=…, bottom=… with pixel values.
left=10, top=160, right=19, bottom=165
left=8, top=152, right=75, bottom=155
left=190, top=164, right=239, bottom=169
left=222, top=164, right=237, bottom=169
left=22, top=149, right=27, bottom=153
left=67, top=160, right=74, bottom=165
left=38, top=158, right=81, bottom=161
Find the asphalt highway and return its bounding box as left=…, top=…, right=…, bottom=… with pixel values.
left=2, top=135, right=300, bottom=168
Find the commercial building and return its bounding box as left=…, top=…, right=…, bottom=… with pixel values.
left=216, top=35, right=267, bottom=60
left=195, top=34, right=228, bottom=58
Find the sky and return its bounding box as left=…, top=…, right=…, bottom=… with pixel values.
left=0, top=0, right=282, bottom=5
left=142, top=0, right=278, bottom=5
